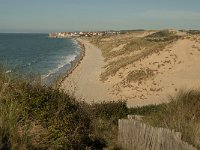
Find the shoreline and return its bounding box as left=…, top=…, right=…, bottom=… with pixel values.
left=60, top=38, right=118, bottom=103
left=54, top=38, right=85, bottom=88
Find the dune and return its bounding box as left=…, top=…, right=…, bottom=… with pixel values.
left=61, top=31, right=200, bottom=107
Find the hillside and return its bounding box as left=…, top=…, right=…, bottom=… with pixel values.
left=87, top=30, right=200, bottom=106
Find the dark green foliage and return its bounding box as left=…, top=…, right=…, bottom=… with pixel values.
left=128, top=104, right=166, bottom=116
left=92, top=101, right=128, bottom=123
left=0, top=72, right=93, bottom=150
left=145, top=30, right=180, bottom=42
left=88, top=101, right=129, bottom=149
left=186, top=30, right=200, bottom=35
left=17, top=84, right=92, bottom=149
left=0, top=69, right=129, bottom=150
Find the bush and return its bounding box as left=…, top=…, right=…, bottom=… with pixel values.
left=0, top=70, right=97, bottom=150
left=145, top=30, right=180, bottom=42
left=128, top=104, right=166, bottom=116
left=92, top=101, right=128, bottom=123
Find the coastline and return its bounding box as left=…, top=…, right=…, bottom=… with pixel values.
left=60, top=38, right=118, bottom=103
left=54, top=38, right=85, bottom=88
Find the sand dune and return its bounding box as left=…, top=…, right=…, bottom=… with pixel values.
left=61, top=32, right=200, bottom=107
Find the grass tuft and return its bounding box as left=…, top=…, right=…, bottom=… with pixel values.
left=127, top=68, right=154, bottom=82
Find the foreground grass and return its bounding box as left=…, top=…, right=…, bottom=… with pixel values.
left=0, top=71, right=93, bottom=149
left=128, top=90, right=200, bottom=149
left=144, top=90, right=200, bottom=149
left=0, top=68, right=127, bottom=149
left=0, top=67, right=199, bottom=149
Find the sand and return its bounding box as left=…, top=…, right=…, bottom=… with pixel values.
left=61, top=33, right=200, bottom=107
left=60, top=38, right=118, bottom=103
left=105, top=34, right=200, bottom=107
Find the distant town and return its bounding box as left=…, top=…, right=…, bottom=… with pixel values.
left=49, top=29, right=200, bottom=38
left=49, top=31, right=121, bottom=38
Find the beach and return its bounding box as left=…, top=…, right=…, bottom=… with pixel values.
left=60, top=31, right=200, bottom=107
left=60, top=38, right=119, bottom=103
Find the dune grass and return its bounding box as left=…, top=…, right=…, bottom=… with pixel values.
left=143, top=89, right=200, bottom=149
left=128, top=89, right=200, bottom=149
left=126, top=68, right=154, bottom=82
left=88, top=30, right=180, bottom=81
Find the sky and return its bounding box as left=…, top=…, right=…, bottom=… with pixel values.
left=0, top=0, right=200, bottom=33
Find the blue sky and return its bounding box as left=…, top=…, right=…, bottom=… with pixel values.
left=0, top=0, right=200, bottom=33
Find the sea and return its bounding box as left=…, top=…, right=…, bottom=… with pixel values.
left=0, top=33, right=81, bottom=85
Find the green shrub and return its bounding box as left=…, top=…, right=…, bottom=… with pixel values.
left=92, top=101, right=128, bottom=123
left=128, top=104, right=166, bottom=116
left=0, top=70, right=102, bottom=150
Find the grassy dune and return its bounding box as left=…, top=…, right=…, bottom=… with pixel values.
left=88, top=30, right=180, bottom=81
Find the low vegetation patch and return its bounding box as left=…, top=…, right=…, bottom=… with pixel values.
left=186, top=30, right=200, bottom=35
left=126, top=68, right=154, bottom=82
left=145, top=30, right=180, bottom=42
left=128, top=104, right=166, bottom=116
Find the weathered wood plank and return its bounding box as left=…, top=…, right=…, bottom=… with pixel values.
left=118, top=116, right=197, bottom=150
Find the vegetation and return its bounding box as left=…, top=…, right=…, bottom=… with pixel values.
left=127, top=89, right=200, bottom=149
left=91, top=101, right=128, bottom=150
left=88, top=30, right=180, bottom=81
left=0, top=68, right=128, bottom=149
left=185, top=30, right=200, bottom=35
left=126, top=68, right=154, bottom=82
left=1, top=65, right=200, bottom=149
left=143, top=90, right=200, bottom=149
left=0, top=70, right=94, bottom=149
left=145, top=30, right=180, bottom=42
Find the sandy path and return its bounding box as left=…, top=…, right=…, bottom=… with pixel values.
left=60, top=38, right=118, bottom=103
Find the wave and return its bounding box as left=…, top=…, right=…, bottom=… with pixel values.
left=41, top=54, right=77, bottom=80
left=71, top=39, right=81, bottom=51
left=5, top=70, right=12, bottom=73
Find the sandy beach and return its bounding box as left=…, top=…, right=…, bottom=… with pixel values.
left=60, top=38, right=119, bottom=103
left=61, top=32, right=200, bottom=107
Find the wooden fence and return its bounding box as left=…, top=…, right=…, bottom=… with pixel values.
left=118, top=115, right=197, bottom=150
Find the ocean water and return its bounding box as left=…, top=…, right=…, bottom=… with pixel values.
left=0, top=33, right=81, bottom=85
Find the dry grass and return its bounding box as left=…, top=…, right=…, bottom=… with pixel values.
left=143, top=89, right=200, bottom=149
left=126, top=68, right=154, bottom=82
left=88, top=30, right=180, bottom=81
